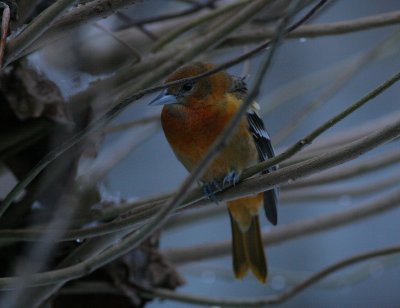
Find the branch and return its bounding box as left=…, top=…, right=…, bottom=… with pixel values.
left=282, top=173, right=400, bottom=202
left=1, top=188, right=399, bottom=292
left=68, top=47, right=177, bottom=108
left=0, top=2, right=10, bottom=66
left=93, top=22, right=141, bottom=61
left=151, top=0, right=247, bottom=51
left=3, top=0, right=79, bottom=67
left=24, top=229, right=135, bottom=307
left=104, top=114, right=159, bottom=134
left=158, top=0, right=329, bottom=91
left=288, top=147, right=400, bottom=189
left=242, top=68, right=400, bottom=179
left=9, top=0, right=140, bottom=60
left=222, top=10, right=400, bottom=47
left=126, top=0, right=218, bottom=26
left=298, top=110, right=400, bottom=156
left=94, top=107, right=400, bottom=221
left=71, top=0, right=327, bottom=114
left=1, top=116, right=399, bottom=242
left=77, top=122, right=159, bottom=186
left=274, top=29, right=400, bottom=144
left=146, top=245, right=400, bottom=306
left=166, top=173, right=400, bottom=230
left=164, top=187, right=400, bottom=263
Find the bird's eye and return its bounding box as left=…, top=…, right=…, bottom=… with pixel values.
left=182, top=82, right=194, bottom=93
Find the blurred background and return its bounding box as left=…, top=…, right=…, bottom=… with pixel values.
left=1, top=0, right=400, bottom=307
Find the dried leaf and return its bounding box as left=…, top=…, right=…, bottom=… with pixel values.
left=106, top=232, right=185, bottom=307
left=0, top=61, right=73, bottom=124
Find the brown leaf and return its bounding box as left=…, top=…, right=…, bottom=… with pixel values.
left=0, top=61, right=73, bottom=124
left=106, top=232, right=185, bottom=306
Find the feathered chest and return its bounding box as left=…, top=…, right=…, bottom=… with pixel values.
left=161, top=104, right=233, bottom=152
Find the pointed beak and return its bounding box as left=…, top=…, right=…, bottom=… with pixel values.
left=148, top=91, right=178, bottom=106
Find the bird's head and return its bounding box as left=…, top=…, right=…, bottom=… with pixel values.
left=149, top=62, right=238, bottom=109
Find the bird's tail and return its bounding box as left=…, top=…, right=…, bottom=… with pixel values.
left=229, top=212, right=267, bottom=283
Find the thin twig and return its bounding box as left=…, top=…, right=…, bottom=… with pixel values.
left=153, top=0, right=330, bottom=90
left=146, top=245, right=400, bottom=306
left=70, top=0, right=326, bottom=118
left=73, top=108, right=400, bottom=235
left=22, top=228, right=136, bottom=307
left=288, top=147, right=400, bottom=189
left=274, top=29, right=400, bottom=144
left=282, top=174, right=400, bottom=202
left=68, top=47, right=177, bottom=108
left=222, top=10, right=400, bottom=46
left=3, top=0, right=79, bottom=67
left=261, top=55, right=363, bottom=116
left=1, top=101, right=399, bottom=243
left=0, top=2, right=10, bottom=67
left=11, top=0, right=140, bottom=60
left=122, top=0, right=218, bottom=27
left=93, top=22, right=141, bottom=61
left=0, top=117, right=398, bottom=293
left=105, top=0, right=327, bottom=109
left=78, top=122, right=159, bottom=186
left=105, top=114, right=159, bottom=134
left=164, top=188, right=400, bottom=264
left=294, top=110, right=400, bottom=158
left=151, top=0, right=247, bottom=51
left=166, top=174, right=400, bottom=229
left=242, top=68, right=400, bottom=179
left=135, top=23, right=158, bottom=41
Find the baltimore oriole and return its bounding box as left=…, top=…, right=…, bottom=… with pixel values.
left=150, top=62, right=278, bottom=283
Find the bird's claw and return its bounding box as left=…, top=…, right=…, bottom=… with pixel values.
left=222, top=170, right=240, bottom=188
left=202, top=180, right=223, bottom=204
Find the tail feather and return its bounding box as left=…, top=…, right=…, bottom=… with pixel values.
left=246, top=216, right=268, bottom=282
left=229, top=213, right=267, bottom=283
left=230, top=213, right=249, bottom=279
left=263, top=189, right=279, bottom=225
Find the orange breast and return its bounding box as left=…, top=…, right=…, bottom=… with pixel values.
left=160, top=95, right=258, bottom=182
left=161, top=104, right=232, bottom=166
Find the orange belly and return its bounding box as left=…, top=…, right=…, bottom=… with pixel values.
left=161, top=104, right=258, bottom=182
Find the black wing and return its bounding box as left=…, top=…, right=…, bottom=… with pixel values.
left=247, top=109, right=279, bottom=225
left=229, top=75, right=279, bottom=225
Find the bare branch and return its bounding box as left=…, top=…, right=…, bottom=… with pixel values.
left=151, top=0, right=247, bottom=51
left=4, top=0, right=79, bottom=67
left=164, top=187, right=400, bottom=264
left=282, top=173, right=400, bottom=202
left=147, top=245, right=400, bottom=306
left=242, top=68, right=400, bottom=178
left=222, top=10, right=400, bottom=47
left=298, top=110, right=400, bottom=156
left=104, top=114, right=159, bottom=134
left=0, top=2, right=10, bottom=66
left=93, top=22, right=141, bottom=61
left=125, top=0, right=218, bottom=26
left=289, top=147, right=400, bottom=189
left=13, top=0, right=141, bottom=59
left=1, top=116, right=399, bottom=243
left=166, top=173, right=400, bottom=230
left=274, top=29, right=400, bottom=144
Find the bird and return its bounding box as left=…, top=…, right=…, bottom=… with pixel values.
left=150, top=62, right=278, bottom=283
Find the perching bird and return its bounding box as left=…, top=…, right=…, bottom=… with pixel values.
left=150, top=62, right=278, bottom=283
